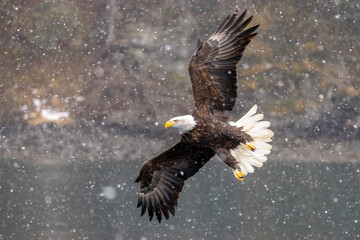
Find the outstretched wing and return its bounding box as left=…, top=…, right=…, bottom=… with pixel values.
left=135, top=141, right=215, bottom=223
left=135, top=142, right=215, bottom=222
left=189, top=9, right=259, bottom=117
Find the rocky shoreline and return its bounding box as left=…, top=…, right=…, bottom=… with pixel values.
left=1, top=122, right=359, bottom=165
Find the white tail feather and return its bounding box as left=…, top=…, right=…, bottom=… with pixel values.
left=230, top=105, right=274, bottom=176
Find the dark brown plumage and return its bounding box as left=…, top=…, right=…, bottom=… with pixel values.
left=135, top=142, right=215, bottom=222
left=189, top=9, right=258, bottom=117
left=135, top=9, right=272, bottom=223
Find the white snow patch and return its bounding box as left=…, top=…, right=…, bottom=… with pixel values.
left=95, top=66, right=105, bottom=77
left=45, top=195, right=52, bottom=204
left=100, top=186, right=117, bottom=200
left=165, top=45, right=172, bottom=51
left=41, top=109, right=69, bottom=121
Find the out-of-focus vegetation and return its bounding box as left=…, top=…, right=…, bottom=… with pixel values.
left=1, top=0, right=359, bottom=137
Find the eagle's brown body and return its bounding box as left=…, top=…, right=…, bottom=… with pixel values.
left=135, top=9, right=273, bottom=223
left=182, top=112, right=252, bottom=150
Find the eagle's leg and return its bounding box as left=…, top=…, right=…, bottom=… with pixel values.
left=246, top=142, right=256, bottom=151
left=216, top=148, right=244, bottom=181
left=223, top=126, right=256, bottom=151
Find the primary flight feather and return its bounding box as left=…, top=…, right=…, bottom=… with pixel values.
left=135, top=9, right=274, bottom=223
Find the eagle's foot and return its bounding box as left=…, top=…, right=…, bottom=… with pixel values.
left=246, top=142, right=256, bottom=151
left=234, top=169, right=244, bottom=181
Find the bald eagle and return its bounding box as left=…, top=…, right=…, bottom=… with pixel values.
left=135, top=9, right=274, bottom=223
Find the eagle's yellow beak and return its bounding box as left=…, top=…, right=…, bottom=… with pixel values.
left=165, top=120, right=175, bottom=129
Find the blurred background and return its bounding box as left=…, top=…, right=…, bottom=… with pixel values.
left=0, top=0, right=359, bottom=239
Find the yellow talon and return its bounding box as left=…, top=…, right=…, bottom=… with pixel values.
left=246, top=142, right=256, bottom=151
left=234, top=169, right=244, bottom=181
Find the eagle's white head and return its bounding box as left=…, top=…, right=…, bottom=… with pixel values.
left=165, top=115, right=197, bottom=134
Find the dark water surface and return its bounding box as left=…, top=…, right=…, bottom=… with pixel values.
left=1, top=159, right=359, bottom=240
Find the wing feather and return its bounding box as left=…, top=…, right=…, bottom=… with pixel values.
left=135, top=142, right=215, bottom=222
left=189, top=9, right=259, bottom=118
